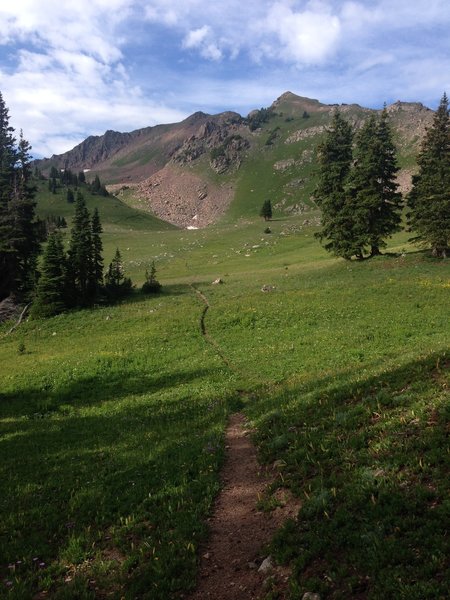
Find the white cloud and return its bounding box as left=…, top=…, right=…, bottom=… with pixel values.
left=260, top=1, right=342, bottom=64
left=182, top=26, right=222, bottom=61
left=183, top=26, right=210, bottom=50
left=0, top=1, right=188, bottom=156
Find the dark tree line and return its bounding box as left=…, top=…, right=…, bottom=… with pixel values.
left=314, top=107, right=402, bottom=259
left=0, top=92, right=40, bottom=301
left=0, top=92, right=162, bottom=319
left=48, top=167, right=108, bottom=197
left=32, top=195, right=136, bottom=317
left=314, top=96, right=450, bottom=259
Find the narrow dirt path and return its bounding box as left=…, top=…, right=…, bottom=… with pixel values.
left=190, top=284, right=235, bottom=370
left=186, top=414, right=299, bottom=600
left=186, top=285, right=300, bottom=599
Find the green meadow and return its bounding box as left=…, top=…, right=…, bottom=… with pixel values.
left=1, top=187, right=449, bottom=598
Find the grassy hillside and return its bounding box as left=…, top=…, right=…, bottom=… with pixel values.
left=1, top=208, right=449, bottom=598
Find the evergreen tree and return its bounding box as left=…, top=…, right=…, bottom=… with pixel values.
left=314, top=111, right=356, bottom=258
left=346, top=109, right=402, bottom=256
left=66, top=188, right=74, bottom=203
left=142, top=260, right=161, bottom=293
left=49, top=166, right=59, bottom=180
left=105, top=248, right=132, bottom=299
left=67, top=194, right=93, bottom=305
left=49, top=178, right=57, bottom=194
left=259, top=199, right=272, bottom=221
left=407, top=93, right=450, bottom=257
left=78, top=171, right=86, bottom=184
left=0, top=94, right=39, bottom=300
left=91, top=174, right=101, bottom=194
left=89, top=207, right=103, bottom=299
left=31, top=231, right=67, bottom=318
left=8, top=131, right=40, bottom=295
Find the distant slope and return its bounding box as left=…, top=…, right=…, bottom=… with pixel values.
left=34, top=92, right=434, bottom=228
left=35, top=181, right=177, bottom=233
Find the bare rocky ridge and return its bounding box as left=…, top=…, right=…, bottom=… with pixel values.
left=33, top=92, right=435, bottom=228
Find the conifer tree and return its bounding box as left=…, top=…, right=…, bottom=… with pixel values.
left=91, top=174, right=101, bottom=194
left=49, top=166, right=59, bottom=180
left=0, top=94, right=39, bottom=300
left=346, top=108, right=402, bottom=256
left=89, top=207, right=103, bottom=299
left=142, top=260, right=161, bottom=293
left=259, top=199, right=272, bottom=221
left=314, top=111, right=356, bottom=258
left=31, top=231, right=67, bottom=318
left=67, top=194, right=92, bottom=305
left=407, top=93, right=450, bottom=257
left=105, top=248, right=132, bottom=299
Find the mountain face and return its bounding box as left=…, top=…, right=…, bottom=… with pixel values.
left=34, top=92, right=433, bottom=228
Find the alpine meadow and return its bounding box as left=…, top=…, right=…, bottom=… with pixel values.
left=1, top=87, right=449, bottom=600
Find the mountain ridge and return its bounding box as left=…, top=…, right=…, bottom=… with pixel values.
left=34, top=92, right=434, bottom=228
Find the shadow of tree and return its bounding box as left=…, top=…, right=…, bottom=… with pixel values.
left=247, top=349, right=450, bottom=598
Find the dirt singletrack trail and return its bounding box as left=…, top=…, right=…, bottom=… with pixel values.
left=186, top=413, right=298, bottom=600
left=186, top=285, right=300, bottom=599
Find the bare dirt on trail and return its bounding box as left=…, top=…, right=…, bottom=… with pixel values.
left=186, top=413, right=300, bottom=600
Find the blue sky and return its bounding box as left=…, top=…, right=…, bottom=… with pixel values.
left=1, top=0, right=450, bottom=158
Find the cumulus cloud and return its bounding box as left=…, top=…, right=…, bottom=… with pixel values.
left=0, top=1, right=187, bottom=156
left=259, top=1, right=341, bottom=64
left=182, top=26, right=222, bottom=60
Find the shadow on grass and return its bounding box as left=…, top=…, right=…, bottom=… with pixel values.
left=249, top=349, right=450, bottom=599
left=0, top=365, right=238, bottom=598
left=0, top=365, right=225, bottom=419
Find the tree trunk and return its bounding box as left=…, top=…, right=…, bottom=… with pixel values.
left=370, top=245, right=381, bottom=257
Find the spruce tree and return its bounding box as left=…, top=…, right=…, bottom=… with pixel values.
left=89, top=207, right=103, bottom=300
left=314, top=111, right=356, bottom=258
left=31, top=231, right=67, bottom=318
left=105, top=248, right=132, bottom=299
left=259, top=199, right=272, bottom=221
left=67, top=194, right=93, bottom=305
left=0, top=94, right=39, bottom=300
left=91, top=174, right=101, bottom=194
left=346, top=108, right=402, bottom=256
left=407, top=93, right=450, bottom=257
left=142, top=260, right=161, bottom=293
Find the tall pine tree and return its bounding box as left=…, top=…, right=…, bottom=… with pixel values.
left=89, top=207, right=103, bottom=300
left=66, top=194, right=93, bottom=305
left=31, top=231, right=67, bottom=318
left=407, top=93, right=450, bottom=257
left=0, top=93, right=39, bottom=300
left=314, top=111, right=357, bottom=258
left=346, top=108, right=402, bottom=256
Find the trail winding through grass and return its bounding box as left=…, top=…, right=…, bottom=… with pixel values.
left=188, top=284, right=299, bottom=599
left=190, top=284, right=235, bottom=371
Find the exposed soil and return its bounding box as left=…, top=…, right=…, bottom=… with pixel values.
left=136, top=165, right=235, bottom=228
left=186, top=413, right=300, bottom=600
